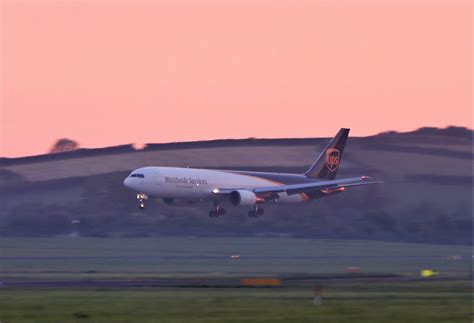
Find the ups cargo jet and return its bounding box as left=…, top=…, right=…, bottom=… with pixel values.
left=123, top=129, right=381, bottom=217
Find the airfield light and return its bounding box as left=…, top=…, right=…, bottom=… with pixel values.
left=420, top=269, right=438, bottom=277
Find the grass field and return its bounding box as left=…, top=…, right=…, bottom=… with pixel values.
left=0, top=280, right=471, bottom=323
left=0, top=238, right=472, bottom=322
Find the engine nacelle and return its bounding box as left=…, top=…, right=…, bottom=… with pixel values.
left=230, top=190, right=258, bottom=206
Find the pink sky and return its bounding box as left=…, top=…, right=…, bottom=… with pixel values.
left=1, top=1, right=472, bottom=157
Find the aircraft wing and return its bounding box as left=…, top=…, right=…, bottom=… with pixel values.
left=253, top=177, right=382, bottom=196
left=212, top=176, right=382, bottom=197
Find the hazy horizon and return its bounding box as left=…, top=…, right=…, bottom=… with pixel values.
left=0, top=124, right=472, bottom=159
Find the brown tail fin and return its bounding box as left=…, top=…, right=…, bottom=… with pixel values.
left=304, top=128, right=349, bottom=180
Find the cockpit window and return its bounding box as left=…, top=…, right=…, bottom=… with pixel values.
left=130, top=173, right=145, bottom=178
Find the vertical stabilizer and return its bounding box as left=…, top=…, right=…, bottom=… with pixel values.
left=304, top=128, right=349, bottom=180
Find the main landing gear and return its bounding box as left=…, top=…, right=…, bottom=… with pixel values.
left=209, top=201, right=225, bottom=217
left=137, top=193, right=147, bottom=210
left=248, top=205, right=264, bottom=218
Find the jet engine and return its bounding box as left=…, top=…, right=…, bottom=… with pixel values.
left=230, top=190, right=258, bottom=206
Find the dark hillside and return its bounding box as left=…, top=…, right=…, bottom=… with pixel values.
left=0, top=127, right=471, bottom=244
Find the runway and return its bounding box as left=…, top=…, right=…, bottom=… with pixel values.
left=2, top=274, right=443, bottom=290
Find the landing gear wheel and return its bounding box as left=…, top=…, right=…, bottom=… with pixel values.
left=209, top=211, right=217, bottom=217
left=248, top=207, right=264, bottom=217
left=209, top=201, right=224, bottom=217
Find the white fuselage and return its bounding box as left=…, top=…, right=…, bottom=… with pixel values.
left=123, top=166, right=307, bottom=204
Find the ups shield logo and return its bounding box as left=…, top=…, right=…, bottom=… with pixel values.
left=325, top=148, right=340, bottom=172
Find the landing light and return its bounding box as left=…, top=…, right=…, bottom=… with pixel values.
left=212, top=188, right=220, bottom=194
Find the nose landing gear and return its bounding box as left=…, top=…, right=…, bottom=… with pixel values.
left=137, top=193, right=147, bottom=210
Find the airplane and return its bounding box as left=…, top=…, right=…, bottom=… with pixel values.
left=123, top=128, right=382, bottom=217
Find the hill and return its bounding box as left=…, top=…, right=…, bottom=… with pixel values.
left=0, top=127, right=472, bottom=244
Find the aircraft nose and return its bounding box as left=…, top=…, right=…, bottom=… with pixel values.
left=123, top=177, right=130, bottom=188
